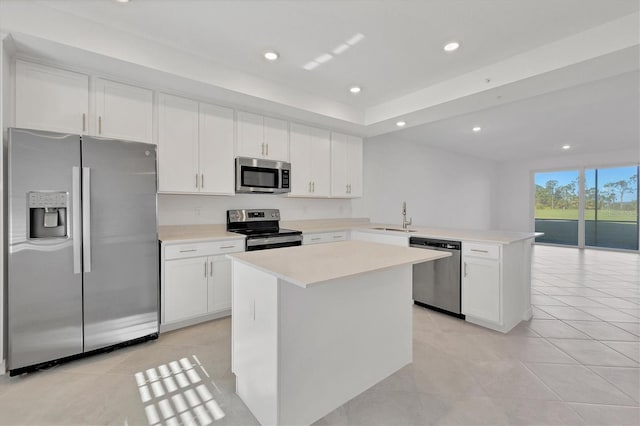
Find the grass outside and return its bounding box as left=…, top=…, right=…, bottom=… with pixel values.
left=535, top=208, right=638, bottom=222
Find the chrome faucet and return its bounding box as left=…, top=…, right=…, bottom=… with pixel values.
left=402, top=201, right=412, bottom=229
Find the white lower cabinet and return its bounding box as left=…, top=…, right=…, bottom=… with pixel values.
left=164, top=257, right=209, bottom=322
left=461, top=240, right=531, bottom=333
left=303, top=231, right=348, bottom=245
left=161, top=239, right=244, bottom=330
left=462, top=256, right=500, bottom=323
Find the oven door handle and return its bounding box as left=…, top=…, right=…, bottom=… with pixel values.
left=246, top=234, right=303, bottom=247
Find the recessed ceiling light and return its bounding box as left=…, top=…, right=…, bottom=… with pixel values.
left=264, top=51, right=279, bottom=61
left=443, top=41, right=461, bottom=52
left=472, top=126, right=482, bottom=132
left=349, top=86, right=361, bottom=94
left=396, top=121, right=406, bottom=127
left=562, top=144, right=571, bottom=150
left=115, top=0, right=130, bottom=3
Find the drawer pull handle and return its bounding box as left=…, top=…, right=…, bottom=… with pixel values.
left=311, top=237, right=321, bottom=241
left=220, top=245, right=236, bottom=249
left=179, top=249, right=197, bottom=253
left=470, top=249, right=489, bottom=253
left=332, top=236, right=343, bottom=239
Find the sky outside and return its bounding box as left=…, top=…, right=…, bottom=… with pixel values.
left=535, top=166, right=639, bottom=202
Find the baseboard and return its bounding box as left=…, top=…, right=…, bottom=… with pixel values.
left=160, top=309, right=231, bottom=333
left=523, top=306, right=533, bottom=321
left=0, top=360, right=5, bottom=376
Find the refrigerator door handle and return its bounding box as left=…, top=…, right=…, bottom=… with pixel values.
left=82, top=167, right=92, bottom=273
left=72, top=167, right=82, bottom=274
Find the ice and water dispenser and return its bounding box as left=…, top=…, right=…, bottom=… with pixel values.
left=28, top=191, right=69, bottom=239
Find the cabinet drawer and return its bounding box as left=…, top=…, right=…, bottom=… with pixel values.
left=165, top=239, right=244, bottom=259
left=463, top=242, right=500, bottom=260
left=303, top=231, right=348, bottom=245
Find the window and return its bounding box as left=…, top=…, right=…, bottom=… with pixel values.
left=534, top=165, right=639, bottom=251
left=534, top=170, right=580, bottom=246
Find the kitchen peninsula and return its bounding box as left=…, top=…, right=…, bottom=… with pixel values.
left=228, top=240, right=450, bottom=426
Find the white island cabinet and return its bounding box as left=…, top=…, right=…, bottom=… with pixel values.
left=462, top=240, right=533, bottom=332
left=229, top=241, right=449, bottom=426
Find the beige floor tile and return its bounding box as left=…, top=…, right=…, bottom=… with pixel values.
left=492, top=398, right=586, bottom=425
left=433, top=396, right=510, bottom=425
left=611, top=321, right=640, bottom=337
left=603, top=341, right=640, bottom=363
left=569, top=403, right=640, bottom=426
left=531, top=294, right=568, bottom=306
left=564, top=321, right=639, bottom=341
left=525, top=363, right=637, bottom=405
left=491, top=336, right=578, bottom=364
left=478, top=361, right=559, bottom=401
left=576, top=306, right=639, bottom=322
left=536, top=306, right=601, bottom=321
left=532, top=306, right=555, bottom=319
left=588, top=366, right=640, bottom=403
left=588, top=297, right=640, bottom=310
left=551, top=295, right=608, bottom=307
left=528, top=319, right=591, bottom=339
left=342, top=390, right=427, bottom=426
left=548, top=338, right=638, bottom=367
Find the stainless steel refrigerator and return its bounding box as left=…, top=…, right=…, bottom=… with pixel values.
left=7, top=128, right=159, bottom=375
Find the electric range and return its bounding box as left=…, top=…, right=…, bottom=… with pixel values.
left=227, top=209, right=302, bottom=251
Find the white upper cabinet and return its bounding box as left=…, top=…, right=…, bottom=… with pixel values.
left=289, top=123, right=330, bottom=197
left=158, top=93, right=235, bottom=195
left=331, top=132, right=363, bottom=198
left=94, top=78, right=153, bottom=143
left=158, top=93, right=199, bottom=193
left=198, top=102, right=235, bottom=195
left=15, top=60, right=89, bottom=134
left=264, top=116, right=289, bottom=161
left=237, top=111, right=289, bottom=161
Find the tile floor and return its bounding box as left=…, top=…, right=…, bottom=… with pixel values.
left=0, top=245, right=638, bottom=425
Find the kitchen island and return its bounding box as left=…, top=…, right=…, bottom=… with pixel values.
left=228, top=240, right=450, bottom=426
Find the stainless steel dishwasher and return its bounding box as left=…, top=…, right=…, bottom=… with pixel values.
left=410, top=237, right=463, bottom=318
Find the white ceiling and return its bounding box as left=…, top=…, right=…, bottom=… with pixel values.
left=0, top=0, right=638, bottom=162
left=24, top=0, right=640, bottom=108
left=391, top=71, right=640, bottom=161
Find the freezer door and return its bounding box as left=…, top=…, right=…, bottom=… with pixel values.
left=81, top=137, right=159, bottom=352
left=7, top=128, right=83, bottom=371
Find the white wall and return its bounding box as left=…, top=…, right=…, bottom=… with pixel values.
left=352, top=135, right=498, bottom=230
left=496, top=148, right=640, bottom=232
left=158, top=194, right=352, bottom=226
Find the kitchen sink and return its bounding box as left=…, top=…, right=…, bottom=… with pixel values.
left=370, top=227, right=418, bottom=233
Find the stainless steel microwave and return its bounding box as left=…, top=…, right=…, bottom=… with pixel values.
left=235, top=157, right=291, bottom=194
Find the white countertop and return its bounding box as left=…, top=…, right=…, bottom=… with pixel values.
left=158, top=224, right=245, bottom=243
left=228, top=240, right=450, bottom=288
left=159, top=219, right=539, bottom=245
left=358, top=224, right=541, bottom=244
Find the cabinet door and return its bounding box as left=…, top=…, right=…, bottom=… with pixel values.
left=289, top=123, right=312, bottom=196
left=237, top=111, right=264, bottom=158
left=94, top=78, right=153, bottom=143
left=199, top=102, right=235, bottom=194
left=462, top=257, right=501, bottom=323
left=15, top=60, right=88, bottom=134
left=347, top=135, right=363, bottom=197
left=310, top=127, right=331, bottom=197
left=164, top=257, right=209, bottom=323
left=330, top=132, right=349, bottom=197
left=158, top=94, right=199, bottom=193
left=208, top=255, right=232, bottom=312
left=264, top=117, right=289, bottom=161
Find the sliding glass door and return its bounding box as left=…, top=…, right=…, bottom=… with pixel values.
left=534, top=170, right=580, bottom=246
left=534, top=165, right=639, bottom=251
left=585, top=166, right=638, bottom=250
